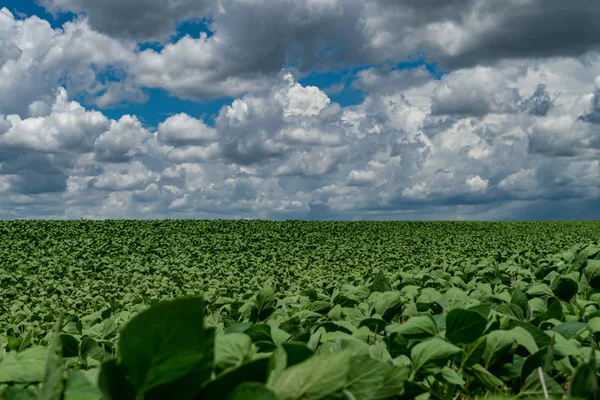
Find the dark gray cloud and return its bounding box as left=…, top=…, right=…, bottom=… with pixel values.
left=439, top=1, right=600, bottom=69
left=38, top=0, right=216, bottom=42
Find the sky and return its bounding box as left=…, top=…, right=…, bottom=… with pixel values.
left=0, top=0, right=599, bottom=220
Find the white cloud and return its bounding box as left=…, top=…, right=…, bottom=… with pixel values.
left=0, top=9, right=135, bottom=115
left=4, top=2, right=600, bottom=221
left=465, top=175, right=488, bottom=194
left=1, top=87, right=110, bottom=152
left=157, top=113, right=219, bottom=145
left=94, top=115, right=150, bottom=162
left=88, top=161, right=158, bottom=191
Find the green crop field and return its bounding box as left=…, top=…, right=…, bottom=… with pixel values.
left=1, top=220, right=600, bottom=399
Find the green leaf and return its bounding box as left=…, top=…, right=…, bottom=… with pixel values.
left=506, top=321, right=551, bottom=348
left=98, top=359, right=136, bottom=400
left=461, top=336, right=487, bottom=367
left=510, top=327, right=538, bottom=355
left=0, top=347, right=47, bottom=383
left=244, top=325, right=273, bottom=344
left=385, top=315, right=438, bottom=340
left=281, top=343, right=313, bottom=367
left=526, top=283, right=554, bottom=298
left=371, top=271, right=392, bottom=293
left=226, top=323, right=253, bottom=334
left=59, top=335, right=80, bottom=359
left=215, top=333, right=253, bottom=371
left=439, top=367, right=465, bottom=387
left=445, top=309, right=487, bottom=346
left=270, top=350, right=352, bottom=400
left=344, top=355, right=409, bottom=400
left=511, top=286, right=530, bottom=318
left=358, top=318, right=387, bottom=334
left=552, top=321, right=587, bottom=339
left=550, top=276, right=578, bottom=302
left=199, top=357, right=270, bottom=400
left=251, top=286, right=277, bottom=322
left=117, top=297, right=214, bottom=396
left=521, top=346, right=554, bottom=384
left=41, top=318, right=68, bottom=400
left=410, top=338, right=460, bottom=376
left=226, top=383, right=278, bottom=400
left=368, top=342, right=392, bottom=363
left=483, top=331, right=514, bottom=368
left=518, top=368, right=564, bottom=399
left=0, top=386, right=39, bottom=400
left=370, top=292, right=403, bottom=321
left=568, top=353, right=598, bottom=400
left=583, top=259, right=600, bottom=290
left=470, top=364, right=504, bottom=390
left=64, top=370, right=103, bottom=400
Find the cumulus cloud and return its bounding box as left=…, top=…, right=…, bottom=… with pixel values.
left=0, top=8, right=135, bottom=115
left=88, top=161, right=158, bottom=191
left=1, top=88, right=109, bottom=152
left=157, top=113, right=219, bottom=145
left=362, top=0, right=600, bottom=69
left=3, top=1, right=600, bottom=220
left=94, top=115, right=151, bottom=162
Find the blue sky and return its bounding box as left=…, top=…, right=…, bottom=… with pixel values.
left=0, top=0, right=599, bottom=220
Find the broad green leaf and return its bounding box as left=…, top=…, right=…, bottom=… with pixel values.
left=483, top=331, right=514, bottom=368
left=445, top=309, right=487, bottom=346
left=199, top=358, right=270, bottom=400
left=59, top=335, right=79, bottom=359
left=368, top=342, right=391, bottom=363
left=117, top=297, right=214, bottom=396
left=385, top=315, right=438, bottom=340
left=510, top=327, right=538, bottom=355
left=371, top=271, right=392, bottom=293
left=511, top=286, right=529, bottom=318
left=215, top=333, right=253, bottom=371
left=410, top=338, right=460, bottom=375
left=550, top=276, right=578, bottom=302
left=470, top=364, right=505, bottom=390
left=526, top=283, right=554, bottom=298
left=271, top=350, right=352, bottom=400
left=506, top=321, right=551, bottom=348
left=41, top=319, right=68, bottom=400
left=568, top=353, right=597, bottom=400
left=281, top=343, right=313, bottom=367
left=344, top=356, right=408, bottom=400
left=518, top=368, right=564, bottom=399
left=244, top=325, right=273, bottom=344
left=552, top=321, right=587, bottom=339
left=251, top=286, right=277, bottom=322
left=0, top=386, right=39, bottom=400
left=439, top=367, right=465, bottom=387
left=97, top=359, right=136, bottom=400
left=64, top=370, right=103, bottom=400
left=0, top=347, right=47, bottom=383
left=583, top=260, right=600, bottom=290
left=521, top=345, right=554, bottom=384
left=226, top=383, right=278, bottom=400
left=462, top=336, right=487, bottom=367
left=369, top=292, right=403, bottom=321
left=588, top=317, right=600, bottom=333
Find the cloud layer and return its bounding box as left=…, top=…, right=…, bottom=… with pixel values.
left=1, top=3, right=600, bottom=219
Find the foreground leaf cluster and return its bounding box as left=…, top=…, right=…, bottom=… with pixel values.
left=1, top=221, right=600, bottom=399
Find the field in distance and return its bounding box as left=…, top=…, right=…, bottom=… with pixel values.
left=1, top=220, right=600, bottom=399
